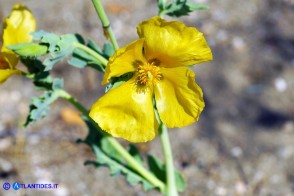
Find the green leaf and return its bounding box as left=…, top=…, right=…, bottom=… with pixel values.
left=24, top=89, right=61, bottom=126
left=162, top=0, right=208, bottom=17
left=85, top=145, right=154, bottom=191
left=7, top=43, right=48, bottom=57
left=27, top=31, right=83, bottom=71
left=67, top=56, right=87, bottom=68
left=52, top=78, right=64, bottom=90
left=105, top=72, right=134, bottom=92
left=87, top=39, right=103, bottom=54
left=20, top=58, right=56, bottom=90
left=14, top=30, right=107, bottom=73
left=147, top=155, right=166, bottom=181
left=157, top=0, right=165, bottom=10
left=41, top=33, right=60, bottom=52
left=68, top=47, right=104, bottom=71
left=147, top=155, right=186, bottom=192
left=101, top=137, right=124, bottom=163
left=43, top=50, right=68, bottom=71
left=71, top=48, right=92, bottom=62
left=174, top=169, right=186, bottom=192
left=31, top=31, right=106, bottom=71
left=128, top=144, right=144, bottom=165
left=78, top=118, right=155, bottom=192
left=31, top=30, right=52, bottom=40
left=103, top=42, right=115, bottom=58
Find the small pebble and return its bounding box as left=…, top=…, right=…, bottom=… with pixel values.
left=274, top=78, right=287, bottom=92
left=230, top=146, right=243, bottom=157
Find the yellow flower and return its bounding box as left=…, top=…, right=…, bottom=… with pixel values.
left=90, top=16, right=212, bottom=142
left=0, top=4, right=36, bottom=84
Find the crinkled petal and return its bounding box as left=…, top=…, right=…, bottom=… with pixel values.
left=137, top=16, right=212, bottom=68
left=90, top=77, right=159, bottom=142
left=0, top=69, right=21, bottom=84
left=154, top=67, right=204, bottom=127
left=2, top=4, right=36, bottom=51
left=1, top=4, right=36, bottom=68
left=102, top=39, right=146, bottom=84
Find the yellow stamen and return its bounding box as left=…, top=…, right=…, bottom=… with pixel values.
left=136, top=59, right=162, bottom=86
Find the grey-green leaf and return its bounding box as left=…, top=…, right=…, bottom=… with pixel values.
left=86, top=144, right=155, bottom=191
left=103, top=42, right=115, bottom=58
left=163, top=0, right=208, bottom=17
left=67, top=56, right=87, bottom=68
left=24, top=90, right=60, bottom=126
left=80, top=118, right=155, bottom=192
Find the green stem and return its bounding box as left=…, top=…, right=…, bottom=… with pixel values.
left=107, top=137, right=166, bottom=192
left=73, top=42, right=108, bottom=69
left=159, top=124, right=178, bottom=196
left=59, top=90, right=88, bottom=114
left=91, top=0, right=119, bottom=50
left=158, top=0, right=167, bottom=17
left=59, top=90, right=165, bottom=192
left=159, top=10, right=167, bottom=18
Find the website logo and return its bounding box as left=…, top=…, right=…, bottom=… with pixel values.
left=12, top=182, right=20, bottom=190
left=2, top=182, right=10, bottom=190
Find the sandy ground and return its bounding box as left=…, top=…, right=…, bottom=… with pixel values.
left=0, top=0, right=294, bottom=195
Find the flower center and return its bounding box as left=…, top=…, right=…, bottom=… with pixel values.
left=136, top=59, right=162, bottom=86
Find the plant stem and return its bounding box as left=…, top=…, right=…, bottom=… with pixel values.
left=73, top=42, right=108, bottom=69
left=158, top=0, right=167, bottom=17
left=91, top=0, right=119, bottom=50
left=159, top=124, right=178, bottom=196
left=59, top=90, right=165, bottom=192
left=159, top=10, right=167, bottom=18
left=106, top=137, right=166, bottom=192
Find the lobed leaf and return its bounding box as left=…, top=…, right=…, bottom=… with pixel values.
left=86, top=145, right=154, bottom=191
left=159, top=0, right=208, bottom=17
left=78, top=118, right=155, bottom=192
left=24, top=88, right=62, bottom=126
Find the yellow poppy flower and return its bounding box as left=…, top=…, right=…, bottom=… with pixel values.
left=0, top=4, right=36, bottom=84
left=90, top=16, right=212, bottom=142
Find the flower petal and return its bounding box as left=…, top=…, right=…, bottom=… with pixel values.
left=154, top=67, right=205, bottom=127
left=0, top=69, right=21, bottom=84
left=137, top=16, right=212, bottom=68
left=102, top=39, right=146, bottom=84
left=2, top=4, right=36, bottom=51
left=1, top=4, right=36, bottom=68
left=90, top=77, right=159, bottom=142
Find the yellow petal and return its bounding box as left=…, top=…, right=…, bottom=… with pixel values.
left=137, top=16, right=212, bottom=68
left=90, top=77, right=159, bottom=142
left=102, top=39, right=146, bottom=84
left=154, top=67, right=205, bottom=127
left=1, top=4, right=36, bottom=68
left=0, top=69, right=21, bottom=84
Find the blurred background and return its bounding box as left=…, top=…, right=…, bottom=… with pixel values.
left=0, top=0, right=293, bottom=195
